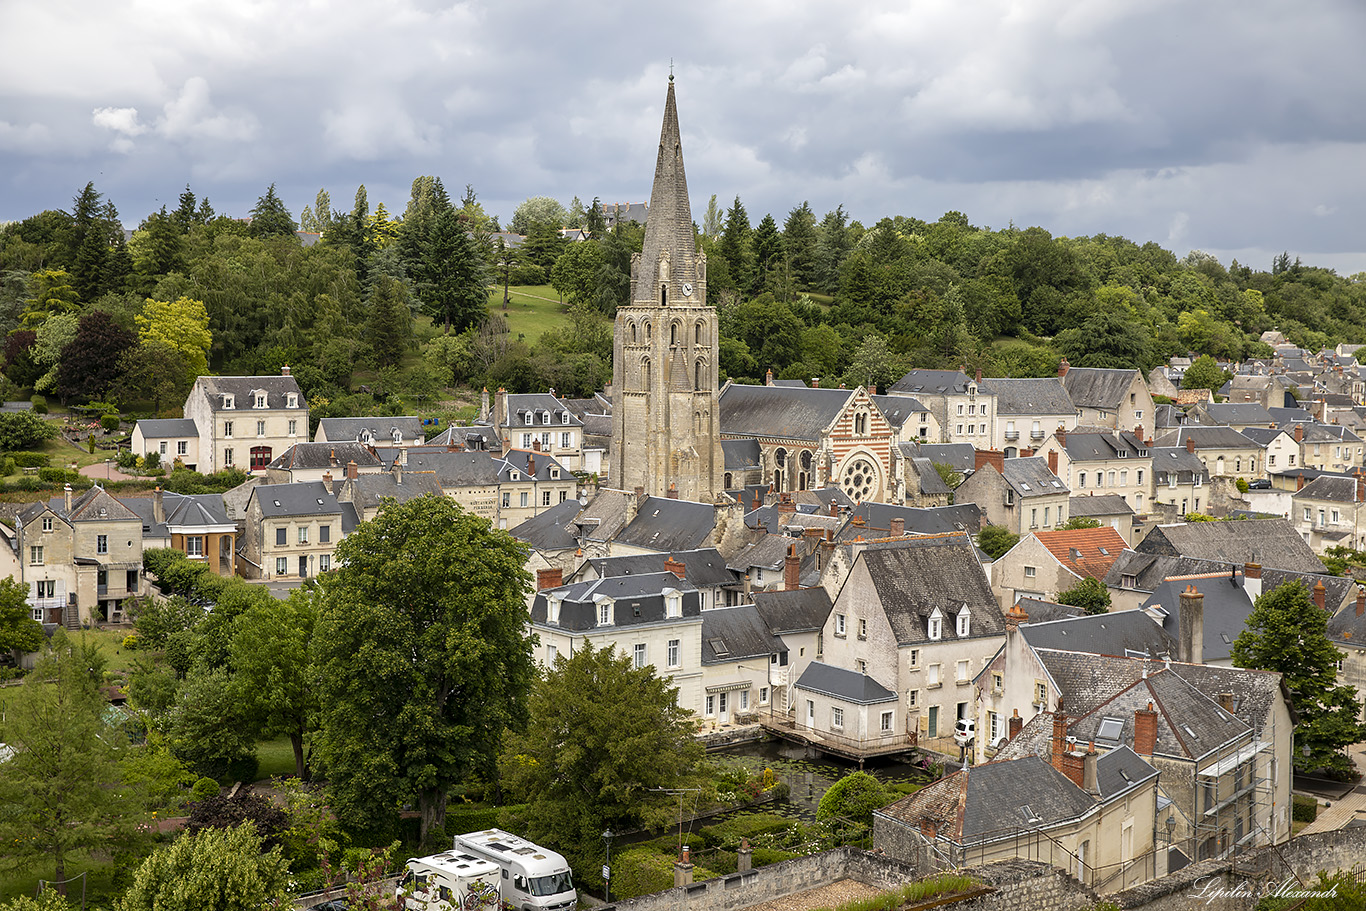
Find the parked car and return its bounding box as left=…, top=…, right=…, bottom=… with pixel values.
left=953, top=718, right=975, bottom=747
left=1248, top=479, right=1272, bottom=489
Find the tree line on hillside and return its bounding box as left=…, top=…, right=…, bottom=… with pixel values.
left=4, top=181, right=1366, bottom=423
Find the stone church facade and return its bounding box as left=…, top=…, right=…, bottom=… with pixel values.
left=609, top=79, right=725, bottom=503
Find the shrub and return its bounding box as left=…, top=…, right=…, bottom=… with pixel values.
left=30, top=394, right=47, bottom=414
left=100, top=414, right=121, bottom=433
left=116, top=448, right=137, bottom=469
left=192, top=777, right=221, bottom=801
left=9, top=451, right=49, bottom=468
left=445, top=803, right=519, bottom=834
left=816, top=771, right=894, bottom=826
left=1292, top=794, right=1318, bottom=822
left=38, top=466, right=81, bottom=484
left=187, top=793, right=286, bottom=846
left=700, top=813, right=796, bottom=847
left=511, top=263, right=547, bottom=285
left=0, top=457, right=13, bottom=477
left=144, top=450, right=160, bottom=470
left=1235, top=477, right=1250, bottom=493
left=122, top=633, right=140, bottom=650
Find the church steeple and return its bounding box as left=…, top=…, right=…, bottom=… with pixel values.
left=635, top=77, right=701, bottom=308
left=609, top=79, right=724, bottom=503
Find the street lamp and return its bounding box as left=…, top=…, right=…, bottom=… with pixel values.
left=601, top=829, right=614, bottom=904
left=1163, top=813, right=1176, bottom=844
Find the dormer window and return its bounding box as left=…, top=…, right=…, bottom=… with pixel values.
left=562, top=411, right=570, bottom=425
left=509, top=470, right=520, bottom=481
left=550, top=468, right=560, bottom=479
left=956, top=605, right=970, bottom=637
left=222, top=394, right=235, bottom=409
left=596, top=599, right=613, bottom=626
left=928, top=608, right=943, bottom=641
left=392, top=429, right=402, bottom=444
left=524, top=412, right=533, bottom=425
left=665, top=590, right=681, bottom=618
left=286, top=393, right=298, bottom=408
left=541, top=411, right=551, bottom=425
left=548, top=597, right=561, bottom=625
left=254, top=393, right=267, bottom=408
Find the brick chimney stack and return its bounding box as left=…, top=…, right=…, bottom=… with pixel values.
left=1008, top=709, right=1022, bottom=740
left=1058, top=357, right=1070, bottom=378
left=346, top=460, right=358, bottom=481
left=1185, top=436, right=1196, bottom=454
left=1295, top=424, right=1304, bottom=444
left=974, top=449, right=1004, bottom=474
left=889, top=516, right=905, bottom=537
left=1056, top=428, right=1067, bottom=447
left=1356, top=588, right=1364, bottom=618
left=635, top=486, right=646, bottom=507
left=664, top=556, right=686, bottom=579
left=281, top=364, right=291, bottom=376
left=1050, top=705, right=1071, bottom=776
left=785, top=543, right=801, bottom=591
left=536, top=568, right=563, bottom=590
left=1134, top=702, right=1158, bottom=756
left=1005, top=602, right=1029, bottom=633
left=1313, top=579, right=1327, bottom=611
left=1048, top=449, right=1059, bottom=474
left=1179, top=584, right=1204, bottom=664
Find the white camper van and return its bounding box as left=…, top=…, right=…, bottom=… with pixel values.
left=396, top=851, right=501, bottom=911
left=452, top=829, right=576, bottom=911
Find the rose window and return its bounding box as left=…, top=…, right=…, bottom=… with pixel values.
left=841, top=457, right=878, bottom=502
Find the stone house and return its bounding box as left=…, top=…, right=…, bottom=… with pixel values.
left=870, top=393, right=939, bottom=446
left=1067, top=494, right=1135, bottom=546
left=813, top=534, right=1007, bottom=755
left=699, top=604, right=788, bottom=724
left=130, top=418, right=200, bottom=470
left=1327, top=592, right=1366, bottom=724
left=955, top=456, right=1070, bottom=537
left=529, top=571, right=705, bottom=711
left=496, top=449, right=577, bottom=530
left=889, top=369, right=997, bottom=447
left=980, top=377, right=1077, bottom=458
left=1290, top=422, right=1365, bottom=474
left=1154, top=428, right=1266, bottom=482
left=495, top=391, right=587, bottom=473
left=1291, top=475, right=1366, bottom=551
left=751, top=586, right=833, bottom=712
left=123, top=488, right=236, bottom=577
left=1059, top=363, right=1155, bottom=443
left=263, top=441, right=384, bottom=484
left=1134, top=517, right=1326, bottom=575
left=240, top=480, right=350, bottom=580
left=334, top=465, right=445, bottom=523
left=1036, top=429, right=1154, bottom=516
left=314, top=416, right=426, bottom=449
left=14, top=485, right=146, bottom=626
left=182, top=371, right=309, bottom=473
left=991, top=526, right=1127, bottom=609
left=1148, top=446, right=1212, bottom=519
left=401, top=449, right=502, bottom=526
left=572, top=548, right=738, bottom=614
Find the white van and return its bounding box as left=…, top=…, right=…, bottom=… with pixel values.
left=396, top=851, right=501, bottom=911
left=452, top=829, right=576, bottom=911
left=953, top=718, right=975, bottom=747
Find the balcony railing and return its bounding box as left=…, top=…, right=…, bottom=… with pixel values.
left=1030, top=429, right=1045, bottom=440
left=1004, top=431, right=1020, bottom=441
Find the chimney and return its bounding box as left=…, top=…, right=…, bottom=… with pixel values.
left=1047, top=449, right=1059, bottom=474
left=152, top=485, right=165, bottom=524
left=664, top=556, right=686, bottom=579
left=812, top=378, right=820, bottom=388
left=1055, top=427, right=1067, bottom=447
left=1295, top=424, right=1304, bottom=443
left=1297, top=474, right=1306, bottom=491
left=743, top=572, right=752, bottom=598
left=1244, top=562, right=1263, bottom=601
left=1134, top=702, right=1158, bottom=756
left=1356, top=588, right=1364, bottom=618
left=777, top=492, right=796, bottom=514
left=1313, top=579, right=1327, bottom=611
left=1357, top=475, right=1365, bottom=503
left=635, top=486, right=646, bottom=508
left=1134, top=425, right=1143, bottom=440
left=1185, top=436, right=1196, bottom=454
left=1050, top=705, right=1070, bottom=774
left=322, top=470, right=333, bottom=486
left=1058, top=357, right=1070, bottom=378
left=1244, top=561, right=1261, bottom=579
left=674, top=844, right=694, bottom=888
left=532, top=438, right=541, bottom=452
left=765, top=368, right=774, bottom=386
left=1020, top=447, right=1033, bottom=458
left=536, top=567, right=563, bottom=590
left=829, top=500, right=838, bottom=517
left=851, top=514, right=865, bottom=527
left=281, top=364, right=290, bottom=376
left=752, top=492, right=762, bottom=511
left=890, top=516, right=905, bottom=537
left=1217, top=692, right=1235, bottom=713
left=1179, top=584, right=1204, bottom=664
left=393, top=461, right=402, bottom=485
left=1008, top=709, right=1022, bottom=740
left=785, top=543, right=801, bottom=591
left=346, top=459, right=358, bottom=480
left=667, top=482, right=679, bottom=499
left=974, top=449, right=1004, bottom=474
left=480, top=386, right=490, bottom=421
left=64, top=483, right=72, bottom=513
left=1005, top=602, right=1029, bottom=632
left=527, top=453, right=536, bottom=477
left=1081, top=742, right=1099, bottom=796
left=975, top=367, right=982, bottom=384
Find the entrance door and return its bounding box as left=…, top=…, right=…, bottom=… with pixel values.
left=298, top=555, right=308, bottom=578
left=1076, top=840, right=1088, bottom=881
left=718, top=692, right=729, bottom=724
left=928, top=705, right=939, bottom=739
left=806, top=700, right=815, bottom=728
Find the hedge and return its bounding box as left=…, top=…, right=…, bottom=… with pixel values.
left=1293, top=795, right=1318, bottom=822
left=9, top=452, right=50, bottom=468
left=446, top=803, right=526, bottom=835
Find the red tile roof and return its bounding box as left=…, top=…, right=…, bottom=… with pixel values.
left=1034, top=527, right=1128, bottom=580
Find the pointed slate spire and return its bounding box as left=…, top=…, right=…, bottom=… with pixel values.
left=636, top=77, right=699, bottom=307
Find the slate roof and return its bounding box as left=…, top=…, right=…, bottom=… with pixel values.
left=195, top=375, right=306, bottom=411
left=1293, top=476, right=1361, bottom=504
left=718, top=384, right=854, bottom=441
left=1000, top=457, right=1069, bottom=499
left=504, top=393, right=584, bottom=427
left=1262, top=568, right=1356, bottom=613
left=722, top=439, right=762, bottom=471
left=529, top=572, right=701, bottom=632
left=889, top=369, right=974, bottom=397
left=135, top=418, right=198, bottom=437
left=1268, top=407, right=1315, bottom=424
left=1095, top=747, right=1162, bottom=800
left=422, top=424, right=501, bottom=452
left=1199, top=403, right=1275, bottom=426
left=340, top=472, right=445, bottom=511
left=41, top=486, right=140, bottom=524
left=1033, top=527, right=1128, bottom=580
left=727, top=534, right=792, bottom=572
left=841, top=502, right=982, bottom=539
left=401, top=449, right=502, bottom=486
left=1141, top=573, right=1261, bottom=665
left=1067, top=494, right=1134, bottom=517
left=701, top=606, right=786, bottom=665
left=877, top=757, right=1096, bottom=844
left=908, top=457, right=954, bottom=496
left=1326, top=598, right=1366, bottom=649
left=1155, top=426, right=1265, bottom=451
left=498, top=449, right=571, bottom=483
left=614, top=496, right=717, bottom=552
left=1020, top=612, right=1177, bottom=659
left=901, top=442, right=975, bottom=472
left=1061, top=367, right=1141, bottom=410
left=852, top=534, right=1004, bottom=645
left=980, top=377, right=1074, bottom=415
left=869, top=394, right=927, bottom=429
left=1149, top=448, right=1210, bottom=485
left=1291, top=422, right=1364, bottom=444
left=249, top=480, right=341, bottom=519
left=751, top=587, right=834, bottom=634
left=1066, top=669, right=1250, bottom=761
left=584, top=548, right=736, bottom=588
left=509, top=497, right=583, bottom=551
left=316, top=416, right=425, bottom=445
left=1136, top=518, right=1326, bottom=574
left=1012, top=598, right=1088, bottom=624
left=267, top=442, right=383, bottom=472
left=122, top=491, right=232, bottom=538
left=1059, top=431, right=1147, bottom=463
left=793, top=662, right=896, bottom=704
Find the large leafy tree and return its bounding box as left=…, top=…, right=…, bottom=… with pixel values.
left=365, top=273, right=413, bottom=366
left=230, top=590, right=318, bottom=779
left=115, top=822, right=290, bottom=911
left=0, top=631, right=156, bottom=894
left=313, top=495, right=535, bottom=842
left=136, top=295, right=212, bottom=380
left=509, top=196, right=568, bottom=236
left=1055, top=577, right=1111, bottom=614
left=1231, top=581, right=1366, bottom=776
left=1181, top=354, right=1229, bottom=393
left=0, top=577, right=44, bottom=657
left=499, top=642, right=704, bottom=874
left=55, top=309, right=137, bottom=402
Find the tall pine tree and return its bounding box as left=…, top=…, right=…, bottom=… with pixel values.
left=421, top=207, right=487, bottom=333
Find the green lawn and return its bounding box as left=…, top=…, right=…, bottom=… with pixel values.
left=489, top=285, right=570, bottom=345
left=0, top=848, right=129, bottom=905
left=255, top=736, right=299, bottom=780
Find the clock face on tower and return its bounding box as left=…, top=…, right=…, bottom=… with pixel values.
left=681, top=282, right=694, bottom=298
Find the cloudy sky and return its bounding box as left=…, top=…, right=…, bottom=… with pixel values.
left=3, top=0, right=1365, bottom=274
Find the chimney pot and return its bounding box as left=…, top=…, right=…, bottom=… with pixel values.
left=785, top=543, right=801, bottom=591
left=1134, top=702, right=1158, bottom=756
left=1244, top=562, right=1261, bottom=579
left=1058, top=357, right=1070, bottom=378
left=1185, top=436, right=1196, bottom=453
left=890, top=516, right=905, bottom=537
left=664, top=557, right=687, bottom=579
left=1313, top=579, right=1327, bottom=611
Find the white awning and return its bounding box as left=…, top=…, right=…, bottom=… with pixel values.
left=705, top=680, right=752, bottom=694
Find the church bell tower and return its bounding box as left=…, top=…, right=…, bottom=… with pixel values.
left=609, top=78, right=725, bottom=502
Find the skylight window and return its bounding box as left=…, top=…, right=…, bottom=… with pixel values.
left=1097, top=717, right=1124, bottom=741
left=1019, top=482, right=1031, bottom=491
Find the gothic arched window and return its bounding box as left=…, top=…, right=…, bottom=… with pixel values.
left=694, top=360, right=704, bottom=391
left=695, top=321, right=704, bottom=344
